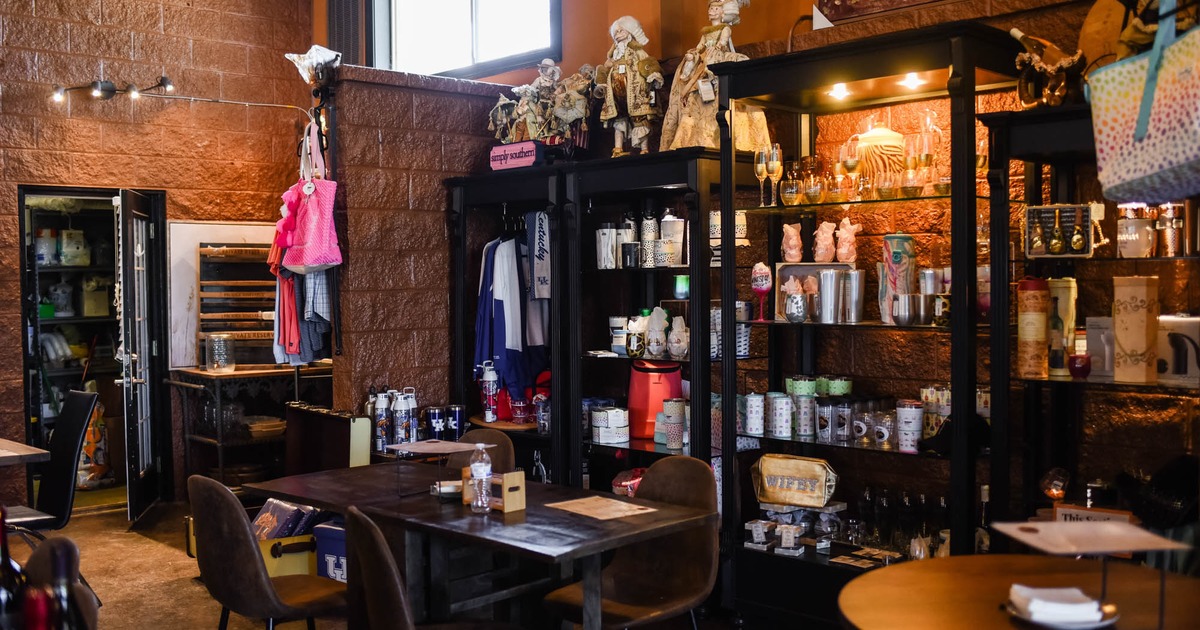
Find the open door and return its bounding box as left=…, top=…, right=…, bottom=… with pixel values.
left=116, top=190, right=169, bottom=520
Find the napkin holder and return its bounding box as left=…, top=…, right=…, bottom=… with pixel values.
left=461, top=469, right=526, bottom=513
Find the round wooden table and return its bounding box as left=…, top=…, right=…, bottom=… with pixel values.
left=838, top=554, right=1200, bottom=629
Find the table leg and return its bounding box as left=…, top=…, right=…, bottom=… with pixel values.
left=406, top=530, right=429, bottom=623
left=1158, top=563, right=1165, bottom=630
left=429, top=536, right=451, bottom=621
left=582, top=554, right=602, bottom=630
left=346, top=527, right=367, bottom=630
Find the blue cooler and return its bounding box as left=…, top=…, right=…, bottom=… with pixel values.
left=314, top=518, right=347, bottom=583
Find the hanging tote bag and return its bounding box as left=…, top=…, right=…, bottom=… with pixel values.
left=1088, top=0, right=1200, bottom=204
left=282, top=121, right=342, bottom=273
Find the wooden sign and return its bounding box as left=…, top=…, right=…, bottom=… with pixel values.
left=489, top=141, right=544, bottom=170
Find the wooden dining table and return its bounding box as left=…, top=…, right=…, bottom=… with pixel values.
left=838, top=554, right=1200, bottom=629
left=0, top=437, right=49, bottom=466
left=243, top=461, right=717, bottom=630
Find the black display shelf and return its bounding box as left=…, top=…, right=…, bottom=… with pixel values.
left=38, top=265, right=115, bottom=273
left=585, top=437, right=692, bottom=458
left=1014, top=376, right=1199, bottom=396
left=38, top=316, right=117, bottom=326
left=186, top=434, right=286, bottom=448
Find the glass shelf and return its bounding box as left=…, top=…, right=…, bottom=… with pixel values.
left=186, top=434, right=286, bottom=447
left=582, top=353, right=765, bottom=363
left=740, top=432, right=951, bottom=459
left=1014, top=376, right=1199, bottom=396
left=586, top=437, right=694, bottom=457
left=38, top=265, right=115, bottom=273
left=1025, top=255, right=1200, bottom=263
left=39, top=316, right=117, bottom=326
left=739, top=319, right=990, bottom=332
left=584, top=264, right=695, bottom=273
left=736, top=195, right=1018, bottom=215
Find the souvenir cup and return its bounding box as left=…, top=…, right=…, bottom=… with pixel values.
left=744, top=393, right=765, bottom=435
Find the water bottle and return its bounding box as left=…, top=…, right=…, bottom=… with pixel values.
left=469, top=444, right=492, bottom=514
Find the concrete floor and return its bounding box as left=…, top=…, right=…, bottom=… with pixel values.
left=8, top=502, right=734, bottom=630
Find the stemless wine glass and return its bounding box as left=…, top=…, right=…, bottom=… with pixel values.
left=767, top=143, right=784, bottom=206
left=754, top=148, right=769, bottom=207
left=802, top=173, right=826, bottom=204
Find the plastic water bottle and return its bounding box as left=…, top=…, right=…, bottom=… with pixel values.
left=469, top=444, right=492, bottom=514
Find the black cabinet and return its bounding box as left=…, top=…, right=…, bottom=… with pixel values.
left=713, top=21, right=1022, bottom=620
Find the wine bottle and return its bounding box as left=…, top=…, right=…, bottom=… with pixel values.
left=1049, top=297, right=1066, bottom=372
left=48, top=544, right=86, bottom=630
left=1069, top=207, right=1087, bottom=253
left=1048, top=208, right=1066, bottom=254
left=1, top=505, right=27, bottom=630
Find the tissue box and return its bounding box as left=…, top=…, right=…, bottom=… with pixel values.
left=1157, top=316, right=1200, bottom=388
left=1085, top=317, right=1114, bottom=381
left=82, top=288, right=109, bottom=317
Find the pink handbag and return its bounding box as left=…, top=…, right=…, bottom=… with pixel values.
left=282, top=122, right=341, bottom=273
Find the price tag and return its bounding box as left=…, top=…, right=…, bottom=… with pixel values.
left=698, top=78, right=716, bottom=103
left=618, top=64, right=626, bottom=74
left=750, top=521, right=765, bottom=544
left=302, top=181, right=316, bottom=195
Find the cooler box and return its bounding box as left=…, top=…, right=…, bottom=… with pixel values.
left=627, top=360, right=683, bottom=439
left=314, top=518, right=348, bottom=583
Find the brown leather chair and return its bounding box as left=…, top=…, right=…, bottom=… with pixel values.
left=187, top=475, right=347, bottom=630
left=543, top=455, right=719, bottom=629
left=24, top=536, right=99, bottom=630
left=445, top=428, right=516, bottom=474
left=344, top=505, right=518, bottom=629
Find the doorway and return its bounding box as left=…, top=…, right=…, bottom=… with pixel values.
left=18, top=185, right=171, bottom=522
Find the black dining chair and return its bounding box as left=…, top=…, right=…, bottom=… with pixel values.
left=187, top=475, right=348, bottom=630
left=6, top=390, right=99, bottom=546
left=344, top=505, right=519, bottom=629
left=542, top=455, right=719, bottom=629
left=445, top=428, right=516, bottom=474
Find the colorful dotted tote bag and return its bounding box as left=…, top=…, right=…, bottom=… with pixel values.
left=1088, top=0, right=1200, bottom=204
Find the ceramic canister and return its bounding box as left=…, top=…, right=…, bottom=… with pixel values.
left=592, top=407, right=630, bottom=444
left=792, top=394, right=816, bottom=440
left=827, top=376, right=853, bottom=396
left=769, top=394, right=793, bottom=438
left=744, top=391, right=763, bottom=434
left=1112, top=276, right=1160, bottom=383
left=790, top=375, right=818, bottom=396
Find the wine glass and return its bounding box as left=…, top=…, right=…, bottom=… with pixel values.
left=754, top=148, right=768, bottom=207
left=751, top=264, right=773, bottom=322
left=1040, top=467, right=1070, bottom=502
left=767, top=143, right=783, bottom=206
left=840, top=139, right=861, bottom=194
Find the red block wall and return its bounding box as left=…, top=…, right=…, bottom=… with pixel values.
left=0, top=0, right=314, bottom=505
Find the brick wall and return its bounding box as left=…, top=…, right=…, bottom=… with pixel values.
left=0, top=0, right=313, bottom=505
left=328, top=66, right=499, bottom=412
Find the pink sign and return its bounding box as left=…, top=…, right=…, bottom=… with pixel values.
left=489, top=141, right=543, bottom=170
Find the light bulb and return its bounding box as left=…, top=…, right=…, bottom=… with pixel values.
left=827, top=83, right=850, bottom=100
left=898, top=72, right=926, bottom=89
left=90, top=81, right=103, bottom=98
left=52, top=85, right=65, bottom=102
left=126, top=83, right=140, bottom=99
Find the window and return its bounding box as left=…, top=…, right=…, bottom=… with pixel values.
left=390, top=0, right=561, bottom=79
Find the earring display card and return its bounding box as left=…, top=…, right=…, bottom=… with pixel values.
left=1024, top=204, right=1095, bottom=258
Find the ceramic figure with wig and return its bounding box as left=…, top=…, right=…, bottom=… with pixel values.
left=660, top=1, right=767, bottom=151
left=595, top=16, right=664, bottom=157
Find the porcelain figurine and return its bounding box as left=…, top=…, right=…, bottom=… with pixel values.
left=594, top=16, right=664, bottom=157
left=552, top=64, right=595, bottom=141
left=659, top=1, right=767, bottom=152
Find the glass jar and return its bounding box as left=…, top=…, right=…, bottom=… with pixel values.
left=206, top=333, right=237, bottom=373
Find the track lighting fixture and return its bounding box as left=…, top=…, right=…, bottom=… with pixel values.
left=50, top=75, right=174, bottom=104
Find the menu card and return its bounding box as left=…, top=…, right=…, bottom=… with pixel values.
left=547, top=496, right=658, bottom=520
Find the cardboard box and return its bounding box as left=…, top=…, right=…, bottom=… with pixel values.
left=774, top=262, right=855, bottom=321
left=1157, top=315, right=1200, bottom=388
left=82, top=288, right=109, bottom=317
left=314, top=519, right=347, bottom=583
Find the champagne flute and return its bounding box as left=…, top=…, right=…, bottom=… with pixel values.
left=840, top=139, right=861, bottom=197
left=754, top=148, right=768, bottom=207
left=767, top=143, right=783, bottom=206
